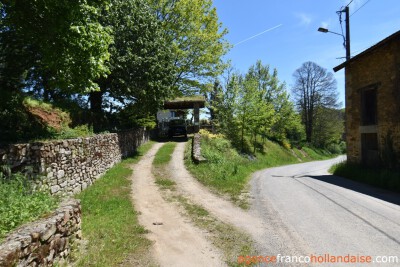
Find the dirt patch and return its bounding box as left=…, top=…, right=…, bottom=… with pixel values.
left=130, top=143, right=225, bottom=267
left=25, top=102, right=70, bottom=131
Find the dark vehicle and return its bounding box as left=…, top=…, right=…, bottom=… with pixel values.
left=168, top=119, right=187, bottom=138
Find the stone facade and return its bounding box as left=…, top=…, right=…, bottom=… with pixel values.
left=0, top=128, right=149, bottom=195
left=0, top=199, right=81, bottom=267
left=337, top=31, right=400, bottom=166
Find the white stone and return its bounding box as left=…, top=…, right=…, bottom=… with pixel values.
left=51, top=185, right=60, bottom=194
left=82, top=182, right=88, bottom=190
left=57, top=170, right=65, bottom=179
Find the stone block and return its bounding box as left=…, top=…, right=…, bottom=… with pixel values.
left=50, top=185, right=61, bottom=194
left=57, top=170, right=65, bottom=179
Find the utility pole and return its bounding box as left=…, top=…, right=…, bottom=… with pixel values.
left=344, top=6, right=351, bottom=61
left=318, top=5, right=351, bottom=61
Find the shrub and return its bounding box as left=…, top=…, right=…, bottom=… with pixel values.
left=325, top=141, right=346, bottom=155
left=0, top=171, right=58, bottom=240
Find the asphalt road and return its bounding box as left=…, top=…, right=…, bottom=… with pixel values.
left=250, top=156, right=400, bottom=265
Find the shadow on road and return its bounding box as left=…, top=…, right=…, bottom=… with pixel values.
left=302, top=174, right=400, bottom=206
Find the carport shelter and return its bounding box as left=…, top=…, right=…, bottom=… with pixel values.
left=164, top=97, right=205, bottom=133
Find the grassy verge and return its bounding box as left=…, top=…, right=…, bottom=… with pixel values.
left=0, top=173, right=59, bottom=241
left=73, top=141, right=156, bottom=267
left=330, top=161, right=400, bottom=192
left=153, top=142, right=177, bottom=190
left=185, top=134, right=338, bottom=208
left=152, top=144, right=256, bottom=267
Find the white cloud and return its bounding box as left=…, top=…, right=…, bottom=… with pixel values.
left=321, top=21, right=329, bottom=29
left=296, top=13, right=312, bottom=26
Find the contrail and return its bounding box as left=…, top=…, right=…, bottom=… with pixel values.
left=234, top=24, right=283, bottom=46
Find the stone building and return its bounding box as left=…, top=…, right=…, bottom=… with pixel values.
left=334, top=30, right=400, bottom=167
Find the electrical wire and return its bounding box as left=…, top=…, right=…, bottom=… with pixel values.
left=346, top=0, right=354, bottom=7
left=336, top=9, right=346, bottom=49
left=351, top=0, right=372, bottom=17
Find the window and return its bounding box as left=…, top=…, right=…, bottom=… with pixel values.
left=361, top=88, right=377, bottom=125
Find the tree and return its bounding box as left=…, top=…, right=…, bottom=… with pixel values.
left=150, top=0, right=230, bottom=94
left=292, top=61, right=339, bottom=144
left=0, top=0, right=112, bottom=141
left=245, top=60, right=303, bottom=144
left=89, top=0, right=175, bottom=131
left=312, top=107, right=344, bottom=148
left=0, top=0, right=112, bottom=95
left=211, top=61, right=303, bottom=152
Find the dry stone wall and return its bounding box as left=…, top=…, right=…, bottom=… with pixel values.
left=0, top=199, right=81, bottom=267
left=0, top=128, right=149, bottom=195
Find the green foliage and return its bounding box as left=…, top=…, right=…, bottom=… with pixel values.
left=330, top=161, right=400, bottom=193
left=0, top=92, right=45, bottom=144
left=151, top=0, right=230, bottom=94
left=312, top=107, right=345, bottom=148
left=211, top=61, right=303, bottom=153
left=1, top=0, right=229, bottom=137
left=186, top=132, right=338, bottom=208
left=326, top=141, right=346, bottom=155
left=55, top=124, right=94, bottom=140
left=87, top=0, right=178, bottom=131
left=98, top=0, right=175, bottom=110
left=1, top=0, right=112, bottom=94
left=0, top=172, right=58, bottom=241
left=0, top=94, right=95, bottom=144
left=74, top=142, right=155, bottom=266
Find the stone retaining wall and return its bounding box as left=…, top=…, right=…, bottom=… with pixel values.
left=0, top=128, right=149, bottom=195
left=0, top=199, right=81, bottom=267
left=192, top=134, right=207, bottom=164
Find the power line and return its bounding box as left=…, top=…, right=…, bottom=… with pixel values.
left=351, top=0, right=372, bottom=17
left=346, top=0, right=354, bottom=7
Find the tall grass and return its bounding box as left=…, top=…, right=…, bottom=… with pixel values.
left=0, top=172, right=58, bottom=241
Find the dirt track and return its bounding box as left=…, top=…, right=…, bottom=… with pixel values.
left=130, top=143, right=226, bottom=267
left=169, top=142, right=309, bottom=259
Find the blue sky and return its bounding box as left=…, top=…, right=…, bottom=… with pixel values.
left=213, top=0, right=400, bottom=107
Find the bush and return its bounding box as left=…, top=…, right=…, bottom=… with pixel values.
left=57, top=124, right=94, bottom=139
left=0, top=171, right=58, bottom=240
left=325, top=141, right=346, bottom=155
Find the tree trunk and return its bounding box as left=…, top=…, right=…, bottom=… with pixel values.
left=89, top=90, right=104, bottom=132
